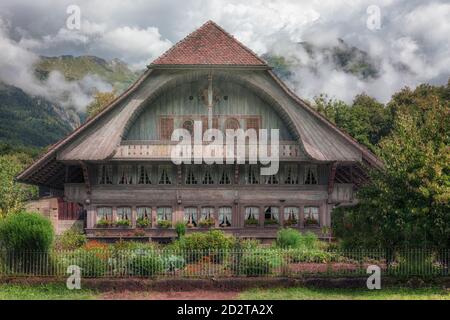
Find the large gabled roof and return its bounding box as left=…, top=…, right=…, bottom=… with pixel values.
left=150, top=20, right=267, bottom=67
left=17, top=21, right=382, bottom=188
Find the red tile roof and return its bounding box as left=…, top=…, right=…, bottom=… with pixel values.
left=151, top=20, right=267, bottom=66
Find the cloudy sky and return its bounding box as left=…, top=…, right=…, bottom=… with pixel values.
left=0, top=0, right=449, bottom=109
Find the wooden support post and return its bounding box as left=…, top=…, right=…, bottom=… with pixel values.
left=78, top=161, right=91, bottom=195
left=328, top=162, right=337, bottom=195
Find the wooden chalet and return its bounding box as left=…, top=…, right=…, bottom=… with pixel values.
left=17, top=21, right=381, bottom=242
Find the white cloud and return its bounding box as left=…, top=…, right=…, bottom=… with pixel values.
left=0, top=18, right=111, bottom=111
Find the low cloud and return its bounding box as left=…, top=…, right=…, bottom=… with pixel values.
left=0, top=18, right=111, bottom=111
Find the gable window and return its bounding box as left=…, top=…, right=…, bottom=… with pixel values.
left=246, top=165, right=259, bottom=184
left=245, top=207, right=259, bottom=226
left=185, top=166, right=198, bottom=185
left=284, top=207, right=299, bottom=227
left=225, top=118, right=240, bottom=130
left=96, top=207, right=112, bottom=223
left=304, top=206, right=320, bottom=226
left=118, top=165, right=134, bottom=185
left=158, top=166, right=172, bottom=185
left=98, top=165, right=113, bottom=185
left=218, top=207, right=232, bottom=227
left=202, top=168, right=214, bottom=184
left=304, top=165, right=318, bottom=185
left=264, top=206, right=279, bottom=225
left=138, top=165, right=152, bottom=184
left=284, top=164, right=298, bottom=184
left=219, top=167, right=231, bottom=185
left=184, top=207, right=198, bottom=227
left=160, top=117, right=174, bottom=140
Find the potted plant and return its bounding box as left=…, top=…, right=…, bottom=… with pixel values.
left=158, top=220, right=172, bottom=229
left=284, top=218, right=298, bottom=227
left=198, top=218, right=215, bottom=228
left=245, top=217, right=259, bottom=226
left=136, top=217, right=150, bottom=228
left=304, top=217, right=319, bottom=227
left=116, top=219, right=131, bottom=228
left=96, top=218, right=112, bottom=228
left=264, top=218, right=278, bottom=226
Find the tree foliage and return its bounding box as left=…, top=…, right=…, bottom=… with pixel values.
left=86, top=90, right=116, bottom=119
left=332, top=82, right=450, bottom=249
left=0, top=154, right=37, bottom=218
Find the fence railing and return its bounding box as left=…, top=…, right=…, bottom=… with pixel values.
left=0, top=248, right=448, bottom=278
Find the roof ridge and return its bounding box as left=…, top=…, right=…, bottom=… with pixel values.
left=150, top=20, right=267, bottom=66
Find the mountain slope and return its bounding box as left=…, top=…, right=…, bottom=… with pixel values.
left=35, top=55, right=141, bottom=93
left=0, top=82, right=79, bottom=148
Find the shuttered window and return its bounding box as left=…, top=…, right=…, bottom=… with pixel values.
left=160, top=117, right=174, bottom=140
left=246, top=117, right=260, bottom=132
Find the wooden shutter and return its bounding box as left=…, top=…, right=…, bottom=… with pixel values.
left=160, top=117, right=174, bottom=140
left=246, top=117, right=260, bottom=132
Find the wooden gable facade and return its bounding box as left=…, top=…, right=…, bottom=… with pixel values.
left=17, top=21, right=381, bottom=241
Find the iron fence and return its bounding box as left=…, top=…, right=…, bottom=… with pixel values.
left=0, top=248, right=448, bottom=278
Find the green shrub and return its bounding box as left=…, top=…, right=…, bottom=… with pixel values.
left=0, top=212, right=54, bottom=252
left=276, top=228, right=319, bottom=249
left=129, top=253, right=164, bottom=276
left=55, top=230, right=87, bottom=250
left=176, top=230, right=235, bottom=263
left=276, top=228, right=302, bottom=248
left=239, top=253, right=271, bottom=276
left=164, top=254, right=186, bottom=271
left=288, top=248, right=336, bottom=263
left=175, top=222, right=186, bottom=238
left=57, top=249, right=107, bottom=277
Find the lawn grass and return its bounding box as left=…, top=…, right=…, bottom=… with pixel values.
left=0, top=284, right=97, bottom=300
left=238, top=287, right=450, bottom=300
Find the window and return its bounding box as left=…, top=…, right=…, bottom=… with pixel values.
left=202, top=168, right=214, bottom=184
left=158, top=166, right=172, bottom=185
left=182, top=119, right=195, bottom=135
left=284, top=207, right=299, bottom=226
left=246, top=117, right=260, bottom=132
left=265, top=174, right=279, bottom=184
left=245, top=207, right=259, bottom=225
left=246, top=165, right=259, bottom=184
left=97, top=207, right=112, bottom=222
left=304, top=206, right=320, bottom=226
left=98, top=165, right=113, bottom=184
left=117, top=207, right=131, bottom=221
left=304, top=165, right=318, bottom=184
left=157, top=207, right=172, bottom=221
left=185, top=166, right=198, bottom=185
left=184, top=207, right=198, bottom=227
left=219, top=167, right=231, bottom=185
left=118, top=165, right=134, bottom=184
left=160, top=117, right=174, bottom=140
left=136, top=207, right=151, bottom=220
left=225, top=118, right=240, bottom=130
left=138, top=165, right=152, bottom=184
left=218, top=207, right=232, bottom=227
left=201, top=207, right=214, bottom=221
left=284, top=164, right=298, bottom=184
left=264, top=207, right=279, bottom=225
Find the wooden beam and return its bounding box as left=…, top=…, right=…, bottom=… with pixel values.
left=328, top=162, right=337, bottom=194
left=79, top=161, right=91, bottom=195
